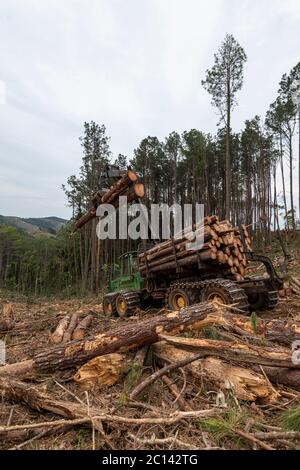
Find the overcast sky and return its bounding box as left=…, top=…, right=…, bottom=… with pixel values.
left=0, top=0, right=299, bottom=219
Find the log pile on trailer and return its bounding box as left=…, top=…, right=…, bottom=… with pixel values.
left=138, top=216, right=252, bottom=282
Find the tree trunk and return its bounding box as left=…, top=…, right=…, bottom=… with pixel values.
left=50, top=315, right=71, bottom=344
left=72, top=314, right=93, bottom=341
left=159, top=334, right=299, bottom=368
left=2, top=304, right=299, bottom=379
left=289, top=132, right=296, bottom=230
left=154, top=342, right=276, bottom=402
left=63, top=313, right=80, bottom=343
left=298, top=110, right=300, bottom=219
left=225, top=80, right=231, bottom=219
left=0, top=303, right=218, bottom=376
left=279, top=132, right=288, bottom=225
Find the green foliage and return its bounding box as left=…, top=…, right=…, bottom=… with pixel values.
left=124, top=361, right=144, bottom=392
left=202, top=34, right=247, bottom=119
left=250, top=312, right=258, bottom=334
left=280, top=406, right=300, bottom=431
left=202, top=327, right=220, bottom=340
left=74, top=428, right=90, bottom=449
left=198, top=409, right=249, bottom=446
left=0, top=223, right=82, bottom=296
left=117, top=392, right=130, bottom=406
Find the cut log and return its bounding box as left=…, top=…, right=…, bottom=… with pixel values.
left=73, top=353, right=129, bottom=390
left=138, top=217, right=250, bottom=279
left=121, top=182, right=144, bottom=201
left=2, top=302, right=300, bottom=378
left=73, top=170, right=144, bottom=232
left=0, top=302, right=15, bottom=333
left=50, top=315, right=71, bottom=344
left=253, top=366, right=300, bottom=390
left=101, top=170, right=138, bottom=203
left=0, top=302, right=219, bottom=376
left=154, top=342, right=277, bottom=402
left=63, top=313, right=80, bottom=343
left=159, top=334, right=299, bottom=368
left=2, top=302, right=14, bottom=320
left=72, top=314, right=93, bottom=341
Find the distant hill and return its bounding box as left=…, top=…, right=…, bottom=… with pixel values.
left=0, top=215, right=67, bottom=235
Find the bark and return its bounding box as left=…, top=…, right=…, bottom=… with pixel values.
left=159, top=334, right=299, bottom=368
left=0, top=302, right=15, bottom=332
left=72, top=314, right=93, bottom=341
left=154, top=342, right=276, bottom=402
left=0, top=376, right=217, bottom=427
left=254, top=366, right=300, bottom=390
left=0, top=302, right=218, bottom=376
left=63, top=313, right=79, bottom=343
left=138, top=218, right=249, bottom=279
left=101, top=170, right=138, bottom=203
left=50, top=315, right=71, bottom=344
left=73, top=169, right=144, bottom=232
left=2, top=303, right=299, bottom=378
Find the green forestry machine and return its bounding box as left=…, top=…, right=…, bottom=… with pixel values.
left=103, top=247, right=283, bottom=317
left=74, top=165, right=283, bottom=317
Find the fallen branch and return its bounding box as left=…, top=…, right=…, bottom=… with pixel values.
left=127, top=433, right=206, bottom=450
left=129, top=353, right=203, bottom=400
left=0, top=376, right=217, bottom=429
left=252, top=431, right=300, bottom=440
left=233, top=428, right=275, bottom=450
left=162, top=374, right=192, bottom=411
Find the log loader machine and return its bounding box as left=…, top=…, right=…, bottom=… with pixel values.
left=73, top=164, right=283, bottom=317
left=102, top=246, right=283, bottom=317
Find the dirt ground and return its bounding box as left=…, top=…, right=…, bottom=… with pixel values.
left=1, top=241, right=300, bottom=451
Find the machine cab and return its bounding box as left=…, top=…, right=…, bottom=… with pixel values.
left=108, top=251, right=145, bottom=293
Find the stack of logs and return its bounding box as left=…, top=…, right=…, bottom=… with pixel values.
left=50, top=313, right=93, bottom=344
left=73, top=169, right=144, bottom=232
left=139, top=216, right=252, bottom=281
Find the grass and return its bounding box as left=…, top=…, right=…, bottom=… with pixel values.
left=124, top=361, right=144, bottom=392
left=74, top=428, right=91, bottom=449
left=250, top=312, right=258, bottom=334
left=280, top=406, right=300, bottom=431
left=117, top=392, right=130, bottom=406
left=202, top=326, right=221, bottom=340
left=197, top=409, right=250, bottom=447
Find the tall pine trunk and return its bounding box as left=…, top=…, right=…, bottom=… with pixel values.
left=225, top=80, right=231, bottom=220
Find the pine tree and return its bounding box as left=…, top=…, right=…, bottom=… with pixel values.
left=202, top=34, right=247, bottom=219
